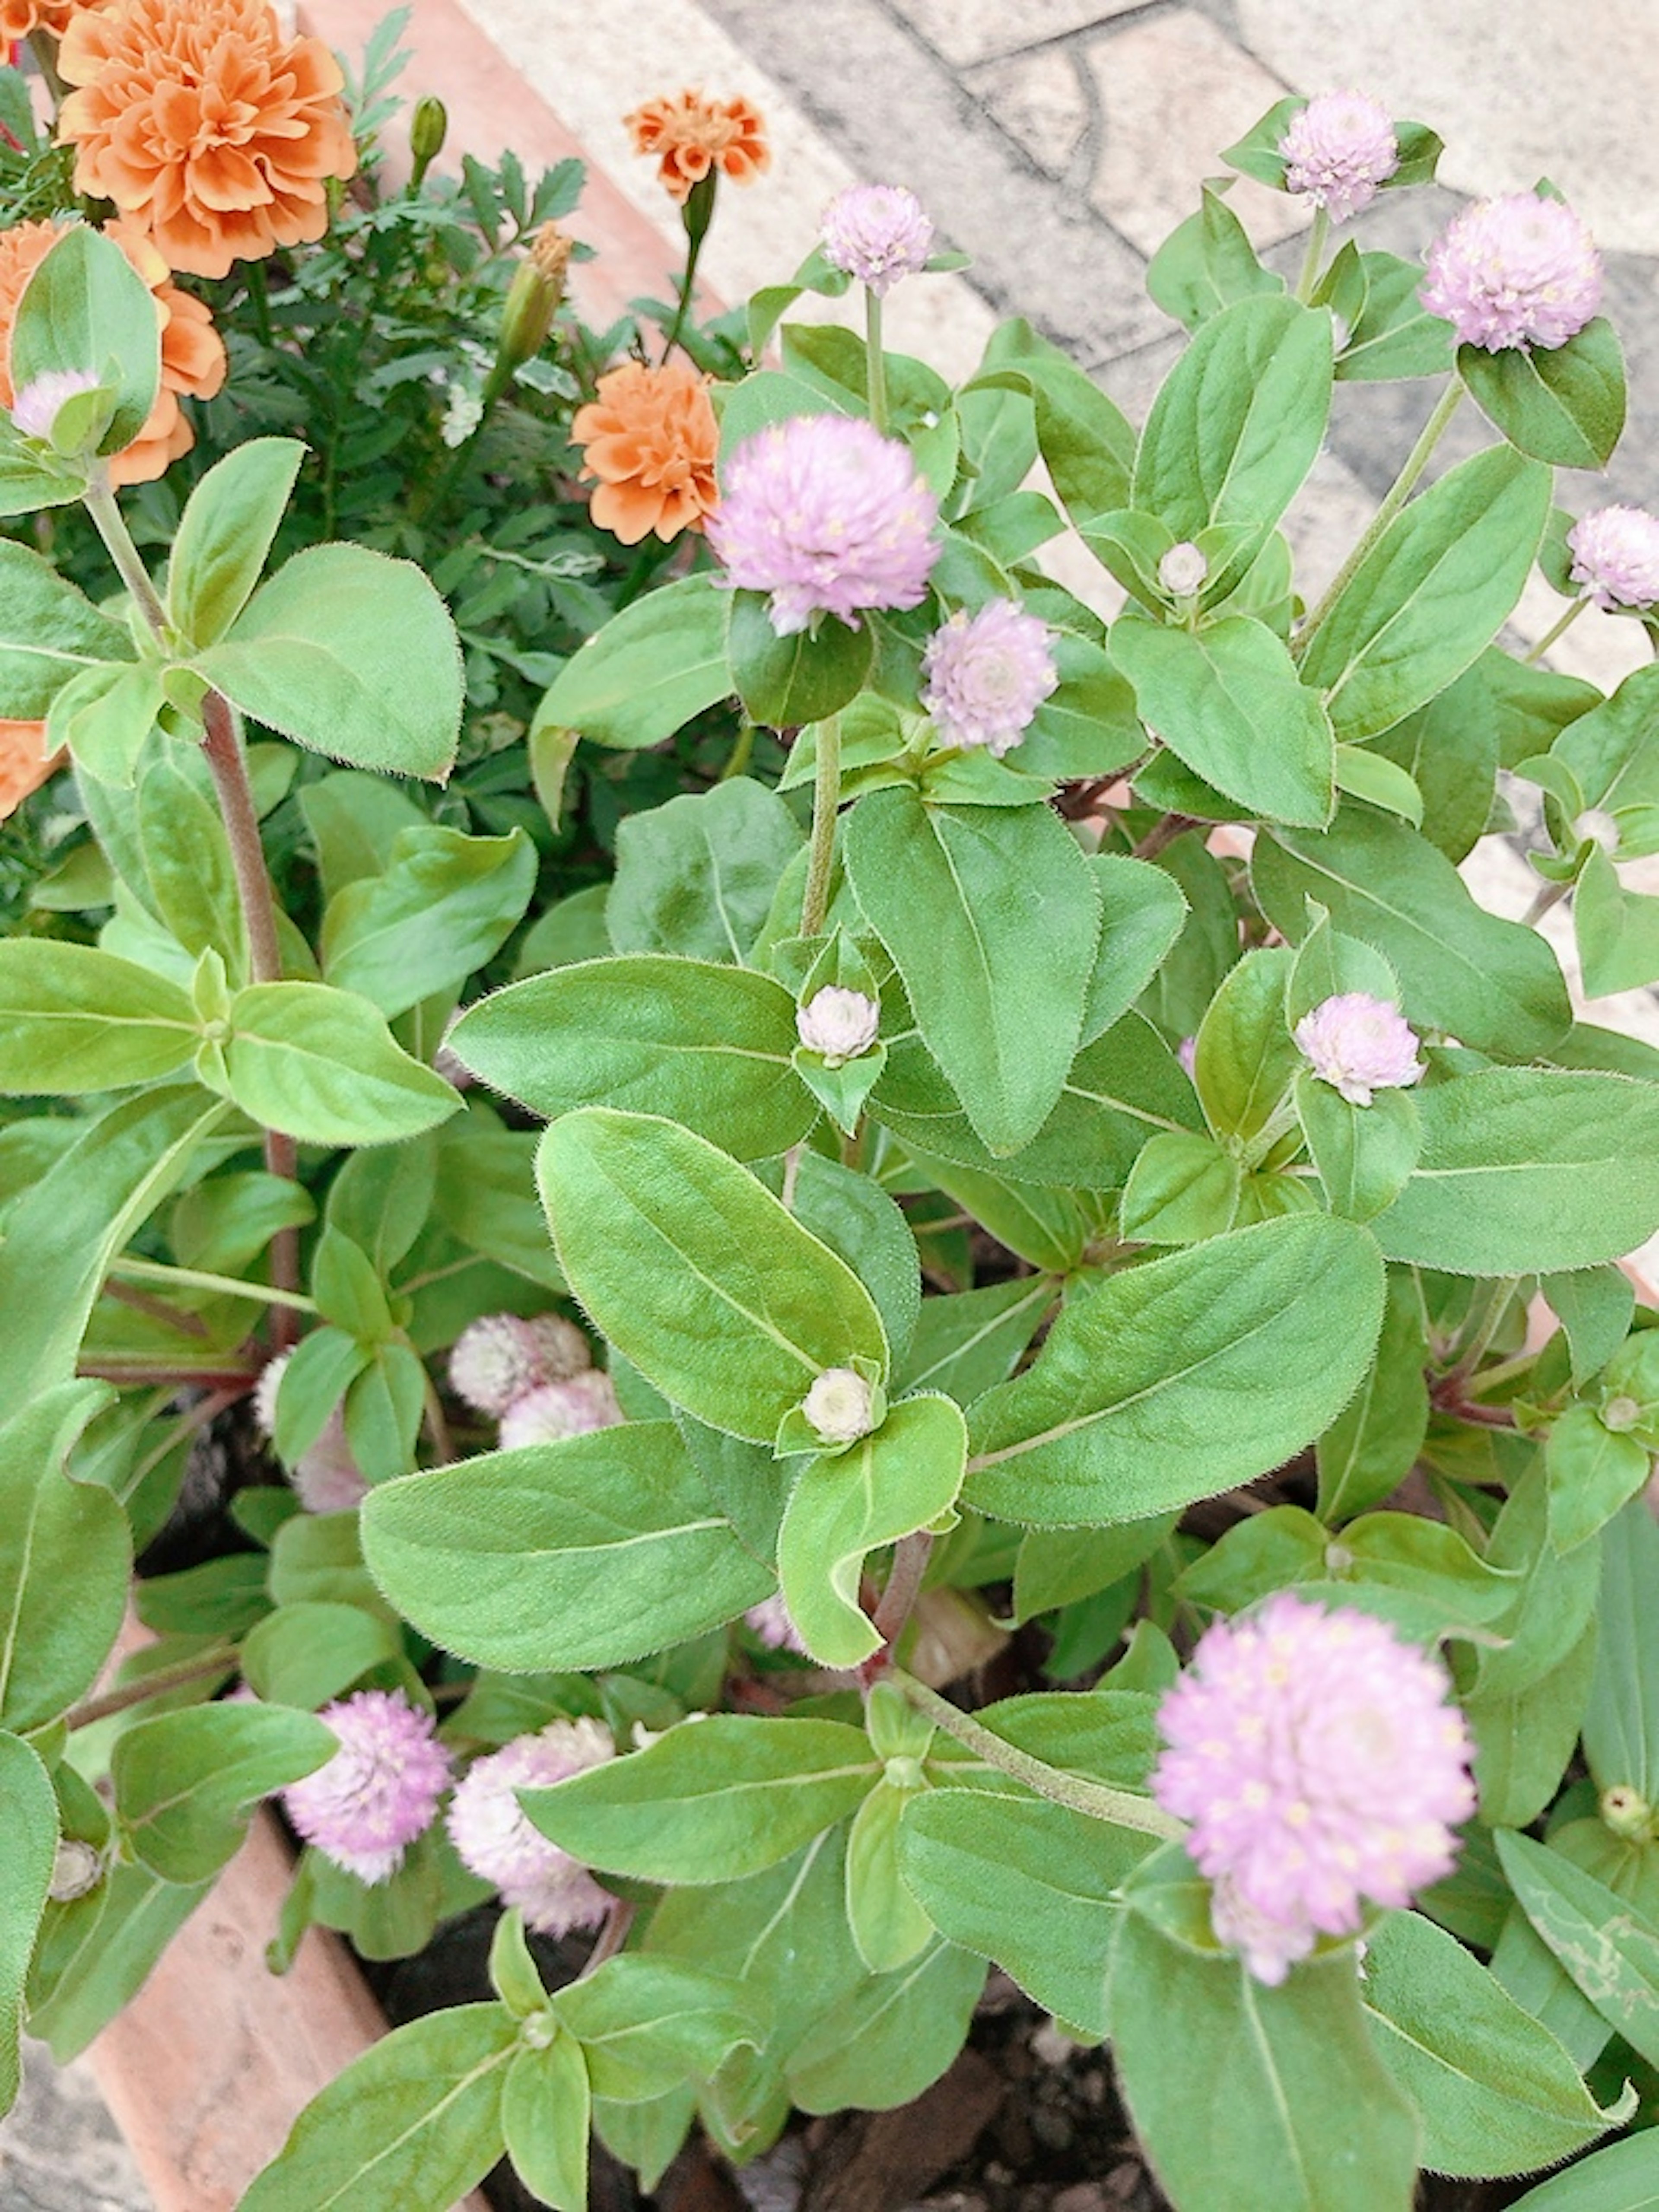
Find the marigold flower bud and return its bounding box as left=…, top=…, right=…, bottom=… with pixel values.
left=410, top=94, right=448, bottom=167
left=1293, top=992, right=1424, bottom=1107
left=803, top=1367, right=876, bottom=1446
left=796, top=985, right=880, bottom=1065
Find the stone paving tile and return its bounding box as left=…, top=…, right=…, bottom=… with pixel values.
left=965, top=44, right=1093, bottom=181
left=1083, top=10, right=1306, bottom=255
left=1236, top=0, right=1659, bottom=253
left=0, top=2045, right=149, bottom=2212
left=883, top=0, right=1146, bottom=69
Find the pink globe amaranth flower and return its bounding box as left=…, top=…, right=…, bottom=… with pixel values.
left=446, top=1719, right=615, bottom=1935
left=921, top=598, right=1058, bottom=758
left=1421, top=191, right=1602, bottom=352
left=497, top=1369, right=622, bottom=1450
left=10, top=367, right=102, bottom=441
left=1278, top=91, right=1398, bottom=223
left=706, top=413, right=940, bottom=637
left=1567, top=505, right=1659, bottom=610
left=1151, top=1594, right=1476, bottom=1985
left=449, top=1311, right=591, bottom=1417
left=283, top=1689, right=450, bottom=1886
left=821, top=182, right=934, bottom=296
left=745, top=1592, right=808, bottom=1653
left=1294, top=992, right=1424, bottom=1107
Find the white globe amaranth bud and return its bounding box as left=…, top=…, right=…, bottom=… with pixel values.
left=1158, top=541, right=1208, bottom=598
left=10, top=368, right=102, bottom=444
left=49, top=1838, right=104, bottom=1902
left=796, top=985, right=880, bottom=1066
left=1575, top=807, right=1621, bottom=854
left=803, top=1366, right=877, bottom=1446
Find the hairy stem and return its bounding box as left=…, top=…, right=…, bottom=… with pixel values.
left=1295, top=381, right=1464, bottom=656
left=871, top=1532, right=931, bottom=1648
left=1524, top=591, right=1591, bottom=666
left=890, top=1667, right=1184, bottom=1840
left=64, top=1643, right=241, bottom=1732
left=108, top=1255, right=315, bottom=1312
left=800, top=714, right=843, bottom=937
left=1292, top=207, right=1331, bottom=305
left=1130, top=810, right=1198, bottom=863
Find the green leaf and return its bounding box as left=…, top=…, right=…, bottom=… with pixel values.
left=844, top=1780, right=934, bottom=1972
left=0, top=1730, right=56, bottom=2115
left=1546, top=1266, right=1636, bottom=1389
left=239, top=1602, right=402, bottom=1711
left=11, top=225, right=159, bottom=458
left=361, top=1422, right=775, bottom=1671
left=1132, top=295, right=1333, bottom=597
left=1298, top=445, right=1552, bottom=741
left=321, top=825, right=536, bottom=1019
left=964, top=1217, right=1386, bottom=1525
left=0, top=539, right=133, bottom=719
left=1372, top=1069, right=1659, bottom=1274
left=196, top=543, right=463, bottom=782
left=727, top=591, right=873, bottom=726
left=1546, top=1405, right=1651, bottom=1554
left=1574, top=843, right=1659, bottom=999
left=503, top=2032, right=589, bottom=2212
left=222, top=980, right=460, bottom=1147
left=137, top=755, right=248, bottom=973
left=1336, top=250, right=1456, bottom=383
left=967, top=319, right=1135, bottom=529
left=0, top=1087, right=227, bottom=1404
left=1316, top=1273, right=1429, bottom=1522
left=238, top=2002, right=517, bottom=2212
left=1109, top=1911, right=1417, bottom=2212
left=0, top=1383, right=127, bottom=1730
left=1253, top=810, right=1572, bottom=1057
left=536, top=1109, right=887, bottom=1441
left=896, top=1278, right=1053, bottom=1405
left=451, top=955, right=814, bottom=1162
left=1459, top=319, right=1626, bottom=469
left=786, top=1939, right=986, bottom=2114
left=777, top=1395, right=966, bottom=1667
left=1112, top=617, right=1334, bottom=827
left=608, top=778, right=803, bottom=964
left=1363, top=1910, right=1625, bottom=2179
left=844, top=788, right=1101, bottom=1154
left=1297, top=1075, right=1421, bottom=1224
left=0, top=439, right=83, bottom=518
left=111, top=1703, right=336, bottom=1884
left=1332, top=741, right=1423, bottom=825
left=0, top=939, right=199, bottom=1093
left=536, top=574, right=732, bottom=750
left=1080, top=854, right=1188, bottom=1045
left=1193, top=946, right=1298, bottom=1144
left=1146, top=184, right=1284, bottom=332
left=1119, top=1130, right=1241, bottom=1244
left=899, top=1788, right=1147, bottom=2038
left=1497, top=1829, right=1659, bottom=2071
left=27, top=1860, right=212, bottom=2064
left=1505, top=2131, right=1659, bottom=2212
left=1585, top=1500, right=1659, bottom=1804
left=166, top=437, right=304, bottom=648
left=553, top=1955, right=760, bottom=2102
left=523, top=1715, right=877, bottom=1885
left=1370, top=661, right=1499, bottom=862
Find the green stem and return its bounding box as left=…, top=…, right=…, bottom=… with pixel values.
left=800, top=714, right=842, bottom=938
left=1522, top=876, right=1573, bottom=928
left=1295, top=381, right=1464, bottom=658
left=718, top=720, right=757, bottom=782
left=891, top=1668, right=1184, bottom=1841
left=82, top=473, right=169, bottom=639
left=63, top=1643, right=240, bottom=1732
left=1436, top=1278, right=1519, bottom=1402
left=1293, top=207, right=1331, bottom=305
left=663, top=189, right=712, bottom=362
left=865, top=288, right=889, bottom=435
left=1462, top=1348, right=1540, bottom=1402
left=244, top=259, right=275, bottom=350
left=1524, top=592, right=1591, bottom=666
left=108, top=1256, right=315, bottom=1312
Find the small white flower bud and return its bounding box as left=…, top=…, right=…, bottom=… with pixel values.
left=1158, top=541, right=1208, bottom=598
left=49, top=1839, right=104, bottom=1902
left=796, top=986, right=880, bottom=1067
left=803, top=1367, right=876, bottom=1445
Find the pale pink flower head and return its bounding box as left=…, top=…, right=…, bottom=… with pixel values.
left=283, top=1689, right=450, bottom=1886
left=1294, top=992, right=1424, bottom=1107
left=707, top=413, right=940, bottom=636
left=821, top=182, right=934, bottom=297
left=290, top=1412, right=370, bottom=1514
left=745, top=1592, right=808, bottom=1653
left=796, top=985, right=880, bottom=1064
left=1278, top=91, right=1398, bottom=223
left=1421, top=191, right=1602, bottom=352
left=449, top=1311, right=591, bottom=1417
left=11, top=367, right=102, bottom=442
left=497, top=1369, right=622, bottom=1450
left=446, top=1718, right=615, bottom=1935
left=1567, top=505, right=1659, bottom=610
left=921, top=598, right=1058, bottom=758
left=1151, top=1594, right=1476, bottom=1984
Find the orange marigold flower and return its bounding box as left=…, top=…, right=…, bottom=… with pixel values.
left=0, top=721, right=62, bottom=821
left=0, top=218, right=227, bottom=486
left=623, top=89, right=768, bottom=205
left=571, top=359, right=720, bottom=546
left=56, top=0, right=358, bottom=281
left=0, top=0, right=91, bottom=37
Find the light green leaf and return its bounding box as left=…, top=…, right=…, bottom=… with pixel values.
left=111, top=1702, right=336, bottom=1883
left=1497, top=1830, right=1659, bottom=2072
left=1118, top=1130, right=1241, bottom=1244
left=1193, top=945, right=1298, bottom=1144
left=0, top=939, right=199, bottom=1093
left=553, top=1956, right=760, bottom=2102
left=503, top=2032, right=589, bottom=2212
left=536, top=1109, right=887, bottom=1441
left=845, top=1780, right=934, bottom=1972
left=965, top=1216, right=1386, bottom=1525
left=0, top=1730, right=56, bottom=2115
left=786, top=1938, right=986, bottom=2115
left=1460, top=319, right=1626, bottom=470
left=222, top=980, right=460, bottom=1147
left=322, top=825, right=536, bottom=1019
left=197, top=543, right=463, bottom=782
left=0, top=539, right=133, bottom=719
left=1503, top=2125, right=1659, bottom=2210
left=166, top=437, right=304, bottom=648
left=608, top=778, right=803, bottom=965
left=0, top=1382, right=127, bottom=1730
left=361, top=1422, right=775, bottom=1671
left=536, top=574, right=732, bottom=750
left=1080, top=854, right=1188, bottom=1044
left=1297, top=1074, right=1421, bottom=1224
left=11, top=225, right=159, bottom=457
left=1585, top=1500, right=1659, bottom=1804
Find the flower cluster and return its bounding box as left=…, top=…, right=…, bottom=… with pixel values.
left=1151, top=1595, right=1476, bottom=1983
left=283, top=1691, right=451, bottom=1886
left=1294, top=992, right=1424, bottom=1107
left=499, top=1370, right=623, bottom=1448
left=1421, top=191, right=1602, bottom=352
left=449, top=1311, right=621, bottom=1449
left=571, top=360, right=720, bottom=544
left=1278, top=91, right=1398, bottom=222
left=624, top=89, right=769, bottom=203
left=921, top=599, right=1058, bottom=757
left=821, top=183, right=934, bottom=296
left=446, top=1718, right=616, bottom=1935
left=709, top=413, right=940, bottom=635
left=57, top=0, right=359, bottom=280
left=1567, top=505, right=1659, bottom=610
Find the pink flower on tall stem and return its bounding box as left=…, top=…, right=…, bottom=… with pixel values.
left=1421, top=191, right=1602, bottom=352
left=821, top=183, right=934, bottom=295
left=1279, top=92, right=1398, bottom=222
